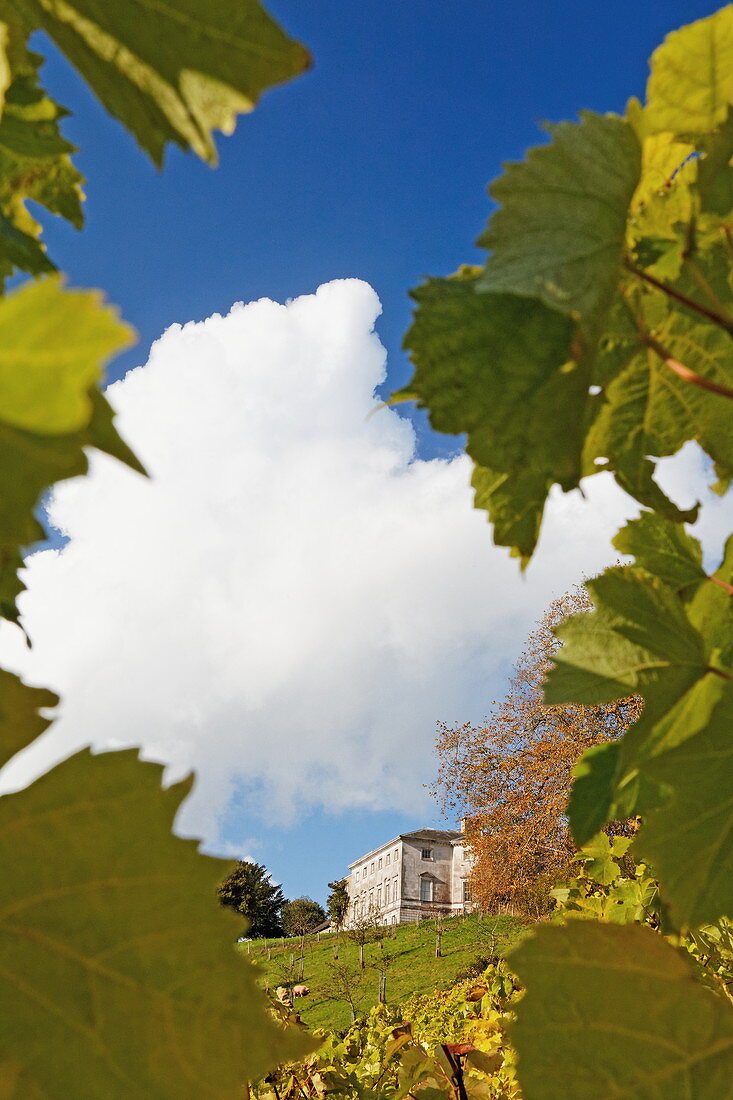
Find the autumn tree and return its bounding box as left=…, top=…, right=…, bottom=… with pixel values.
left=434, top=588, right=641, bottom=914
left=217, top=860, right=286, bottom=937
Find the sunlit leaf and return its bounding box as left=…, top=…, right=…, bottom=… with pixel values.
left=645, top=6, right=733, bottom=138
left=0, top=749, right=315, bottom=1097
left=402, top=273, right=583, bottom=561
left=0, top=669, right=56, bottom=769
left=0, top=276, right=133, bottom=434
left=613, top=512, right=706, bottom=592
left=511, top=922, right=733, bottom=1099
left=12, top=0, right=311, bottom=166
left=0, top=37, right=84, bottom=281
left=477, top=111, right=640, bottom=326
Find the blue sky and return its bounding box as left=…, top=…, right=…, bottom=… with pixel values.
left=29, top=2, right=722, bottom=902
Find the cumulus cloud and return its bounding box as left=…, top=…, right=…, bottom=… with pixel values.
left=0, top=280, right=726, bottom=845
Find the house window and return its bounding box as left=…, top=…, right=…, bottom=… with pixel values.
left=421, top=847, right=433, bottom=860
left=420, top=878, right=433, bottom=903
left=463, top=880, right=472, bottom=903
left=377, top=887, right=382, bottom=906
left=394, top=849, right=399, bottom=861
left=369, top=891, right=374, bottom=909
left=386, top=853, right=391, bottom=866
left=355, top=870, right=359, bottom=883
left=363, top=866, right=367, bottom=877
left=393, top=876, right=398, bottom=902
left=378, top=857, right=382, bottom=869
left=370, top=862, right=375, bottom=874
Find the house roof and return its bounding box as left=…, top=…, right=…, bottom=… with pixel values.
left=347, top=826, right=463, bottom=869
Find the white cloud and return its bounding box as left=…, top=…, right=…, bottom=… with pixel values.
left=0, top=280, right=726, bottom=845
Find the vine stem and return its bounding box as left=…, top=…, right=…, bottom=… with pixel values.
left=624, top=259, right=733, bottom=337
left=642, top=332, right=733, bottom=401
left=711, top=575, right=733, bottom=597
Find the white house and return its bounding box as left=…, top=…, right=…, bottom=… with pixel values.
left=344, top=825, right=473, bottom=926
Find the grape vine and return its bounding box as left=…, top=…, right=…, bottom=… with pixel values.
left=399, top=5, right=733, bottom=1094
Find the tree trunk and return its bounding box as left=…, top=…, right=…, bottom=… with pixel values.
left=378, top=974, right=386, bottom=1004
left=435, top=931, right=442, bottom=958
left=359, top=942, right=365, bottom=969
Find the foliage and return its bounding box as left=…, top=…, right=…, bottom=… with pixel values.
left=283, top=896, right=327, bottom=937
left=399, top=4, right=733, bottom=1092
left=0, top=0, right=312, bottom=1093
left=0, top=751, right=313, bottom=1097
left=218, top=859, right=287, bottom=938
left=434, top=588, right=640, bottom=914
left=328, top=877, right=351, bottom=929
left=255, top=963, right=522, bottom=1100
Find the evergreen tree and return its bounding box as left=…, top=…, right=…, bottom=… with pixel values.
left=327, top=878, right=350, bottom=929
left=217, top=860, right=285, bottom=938
left=282, top=897, right=326, bottom=936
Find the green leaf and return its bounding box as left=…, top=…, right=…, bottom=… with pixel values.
left=578, top=832, right=630, bottom=886
left=12, top=0, right=311, bottom=166
left=0, top=278, right=141, bottom=622
left=0, top=38, right=84, bottom=281
left=0, top=277, right=133, bottom=434
left=645, top=6, right=733, bottom=138
left=402, top=273, right=584, bottom=561
left=511, top=922, right=733, bottom=1099
left=636, top=677, right=733, bottom=928
left=546, top=565, right=708, bottom=710
left=612, top=512, right=706, bottom=592
left=470, top=463, right=549, bottom=566
left=697, top=108, right=733, bottom=217
left=476, top=111, right=641, bottom=326
left=0, top=669, right=56, bottom=768
left=584, top=315, right=733, bottom=522
left=0, top=749, right=315, bottom=1096
left=567, top=741, right=620, bottom=847
left=0, top=207, right=55, bottom=277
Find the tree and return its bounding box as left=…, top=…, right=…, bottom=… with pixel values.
left=346, top=905, right=381, bottom=969
left=323, top=961, right=366, bottom=1024
left=282, top=897, right=326, bottom=937
left=327, top=878, right=350, bottom=930
left=434, top=588, right=641, bottom=914
left=217, top=860, right=286, bottom=938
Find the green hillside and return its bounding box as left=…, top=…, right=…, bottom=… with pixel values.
left=240, top=912, right=524, bottom=1031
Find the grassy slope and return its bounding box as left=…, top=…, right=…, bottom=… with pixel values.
left=240, top=912, right=523, bottom=1032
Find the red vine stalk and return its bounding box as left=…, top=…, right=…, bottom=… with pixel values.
left=624, top=259, right=733, bottom=338
left=643, top=333, right=733, bottom=401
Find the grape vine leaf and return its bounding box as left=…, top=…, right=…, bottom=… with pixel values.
left=645, top=6, right=733, bottom=139
left=566, top=740, right=620, bottom=847
left=0, top=41, right=84, bottom=282
left=0, top=749, right=315, bottom=1097
left=612, top=512, right=706, bottom=592
left=0, top=276, right=132, bottom=433
left=560, top=528, right=733, bottom=857
left=476, top=111, right=641, bottom=326
left=11, top=0, right=311, bottom=165
left=0, top=669, right=56, bottom=768
left=401, top=273, right=585, bottom=562
left=697, top=109, right=733, bottom=217
left=635, top=677, right=733, bottom=928
left=511, top=922, right=733, bottom=1098
left=0, top=277, right=141, bottom=622
left=583, top=312, right=733, bottom=523
left=545, top=565, right=709, bottom=710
